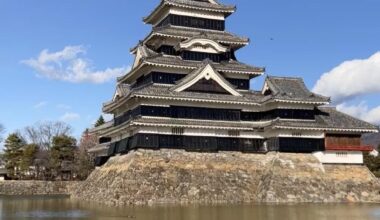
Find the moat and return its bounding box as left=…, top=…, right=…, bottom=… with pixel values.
left=0, top=196, right=379, bottom=220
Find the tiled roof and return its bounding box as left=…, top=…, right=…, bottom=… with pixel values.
left=155, top=26, right=248, bottom=43
left=318, top=107, right=378, bottom=131
left=88, top=120, right=114, bottom=134
left=144, top=0, right=236, bottom=24
left=138, top=44, right=159, bottom=57
left=116, top=84, right=131, bottom=97
left=131, top=26, right=249, bottom=52
left=166, top=0, right=236, bottom=11
left=120, top=47, right=264, bottom=84
left=100, top=116, right=272, bottom=137
left=265, top=76, right=330, bottom=103
left=134, top=84, right=263, bottom=103
left=101, top=107, right=378, bottom=136
left=129, top=44, right=263, bottom=75
left=143, top=54, right=265, bottom=74
left=272, top=107, right=379, bottom=132
left=103, top=81, right=333, bottom=113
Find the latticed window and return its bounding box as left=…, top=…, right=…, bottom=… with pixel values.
left=336, top=152, right=348, bottom=157
left=172, top=128, right=184, bottom=135
left=158, top=14, right=225, bottom=31
left=228, top=130, right=240, bottom=137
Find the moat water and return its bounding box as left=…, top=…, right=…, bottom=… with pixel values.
left=0, top=196, right=379, bottom=220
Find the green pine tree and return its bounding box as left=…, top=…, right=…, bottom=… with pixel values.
left=3, top=133, right=25, bottom=179
left=49, top=135, right=77, bottom=179
left=94, top=115, right=105, bottom=127
left=20, top=144, right=39, bottom=178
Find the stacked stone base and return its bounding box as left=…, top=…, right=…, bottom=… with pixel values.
left=257, top=153, right=380, bottom=203
left=71, top=149, right=380, bottom=206
left=0, top=181, right=78, bottom=196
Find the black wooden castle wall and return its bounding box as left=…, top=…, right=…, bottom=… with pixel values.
left=96, top=134, right=325, bottom=167
left=114, top=105, right=316, bottom=126
left=132, top=72, right=249, bottom=90
left=267, top=137, right=325, bottom=153
left=106, top=133, right=267, bottom=157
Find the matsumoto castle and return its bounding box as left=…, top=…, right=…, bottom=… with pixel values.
left=90, top=0, right=378, bottom=166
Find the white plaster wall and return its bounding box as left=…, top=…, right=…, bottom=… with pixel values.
left=265, top=130, right=325, bottom=139
left=137, top=127, right=265, bottom=139
left=313, top=151, right=364, bottom=164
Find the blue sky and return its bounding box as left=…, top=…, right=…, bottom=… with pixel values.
left=1, top=0, right=380, bottom=146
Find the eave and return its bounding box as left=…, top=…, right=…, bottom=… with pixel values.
left=144, top=0, right=236, bottom=24
left=272, top=125, right=379, bottom=134
left=130, top=30, right=250, bottom=54
left=117, top=59, right=264, bottom=84
left=325, top=145, right=375, bottom=152
left=103, top=92, right=331, bottom=114
left=99, top=117, right=274, bottom=137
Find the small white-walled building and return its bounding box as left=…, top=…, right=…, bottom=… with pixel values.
left=313, top=146, right=374, bottom=164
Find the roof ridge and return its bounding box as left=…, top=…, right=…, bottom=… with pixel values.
left=165, top=0, right=236, bottom=10
left=144, top=0, right=236, bottom=24
left=267, top=75, right=303, bottom=80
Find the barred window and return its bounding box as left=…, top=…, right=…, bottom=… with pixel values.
left=158, top=14, right=225, bottom=31
left=336, top=152, right=348, bottom=157
left=228, top=130, right=240, bottom=137
left=172, top=128, right=184, bottom=135
left=292, top=132, right=302, bottom=137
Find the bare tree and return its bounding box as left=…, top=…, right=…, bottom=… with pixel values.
left=73, top=129, right=97, bottom=180
left=78, top=129, right=98, bottom=152
left=0, top=123, right=4, bottom=143
left=23, top=121, right=72, bottom=150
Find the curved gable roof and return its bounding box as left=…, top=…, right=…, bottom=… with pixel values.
left=171, top=61, right=242, bottom=96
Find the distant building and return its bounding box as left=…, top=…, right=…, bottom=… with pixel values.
left=89, top=0, right=379, bottom=166
left=0, top=157, right=7, bottom=181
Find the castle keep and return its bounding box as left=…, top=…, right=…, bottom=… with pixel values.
left=90, top=0, right=378, bottom=166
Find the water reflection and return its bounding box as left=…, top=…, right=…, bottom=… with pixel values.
left=0, top=196, right=379, bottom=220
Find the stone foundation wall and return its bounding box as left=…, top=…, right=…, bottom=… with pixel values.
left=0, top=181, right=79, bottom=196
left=71, top=149, right=380, bottom=206
left=257, top=153, right=380, bottom=202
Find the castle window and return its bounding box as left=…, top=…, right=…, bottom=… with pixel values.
left=172, top=128, right=184, bottom=135
left=158, top=14, right=225, bottom=31
left=336, top=152, right=348, bottom=157
left=228, top=130, right=240, bottom=137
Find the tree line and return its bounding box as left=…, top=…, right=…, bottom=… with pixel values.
left=364, top=147, right=380, bottom=178
left=0, top=121, right=96, bottom=181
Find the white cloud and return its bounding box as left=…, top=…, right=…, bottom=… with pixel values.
left=337, top=102, right=380, bottom=125
left=22, top=45, right=129, bottom=84
left=102, top=114, right=113, bottom=122
left=313, top=52, right=380, bottom=103
left=60, top=112, right=81, bottom=122
left=57, top=104, right=72, bottom=110
left=33, top=101, right=48, bottom=109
